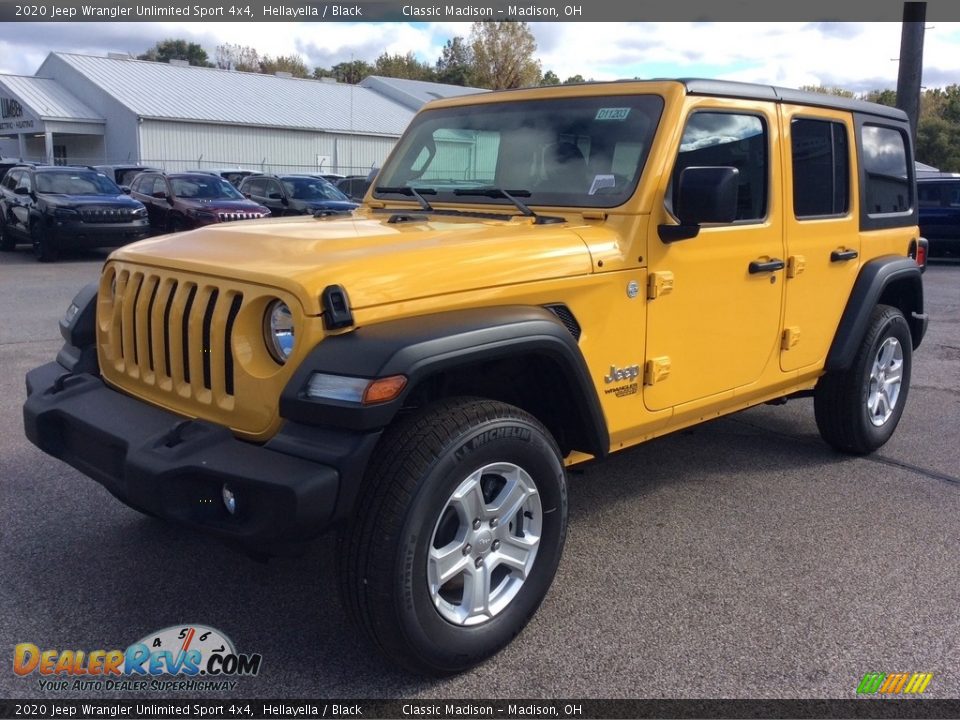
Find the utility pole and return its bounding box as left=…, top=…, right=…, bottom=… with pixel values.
left=896, top=1, right=926, bottom=148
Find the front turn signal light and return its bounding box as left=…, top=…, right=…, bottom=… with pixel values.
left=362, top=375, right=407, bottom=405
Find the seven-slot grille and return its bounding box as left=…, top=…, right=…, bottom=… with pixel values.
left=106, top=268, right=243, bottom=408
left=80, top=207, right=137, bottom=223
left=218, top=211, right=266, bottom=222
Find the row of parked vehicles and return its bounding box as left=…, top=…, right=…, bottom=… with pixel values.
left=0, top=163, right=362, bottom=262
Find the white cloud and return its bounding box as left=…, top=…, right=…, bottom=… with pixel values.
left=1, top=20, right=959, bottom=92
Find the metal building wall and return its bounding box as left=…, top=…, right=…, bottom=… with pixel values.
left=38, top=54, right=142, bottom=164
left=139, top=119, right=398, bottom=175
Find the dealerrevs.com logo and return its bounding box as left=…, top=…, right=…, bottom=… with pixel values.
left=13, top=624, right=262, bottom=692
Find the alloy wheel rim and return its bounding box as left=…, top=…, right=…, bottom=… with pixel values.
left=867, top=337, right=903, bottom=427
left=427, top=462, right=542, bottom=626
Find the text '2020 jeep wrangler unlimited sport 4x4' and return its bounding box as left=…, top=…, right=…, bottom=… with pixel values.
left=24, top=80, right=928, bottom=674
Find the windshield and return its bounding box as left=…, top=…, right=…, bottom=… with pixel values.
left=169, top=175, right=244, bottom=200
left=375, top=94, right=663, bottom=208
left=281, top=177, right=350, bottom=201
left=35, top=171, right=122, bottom=195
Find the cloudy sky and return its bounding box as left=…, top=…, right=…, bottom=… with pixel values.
left=1, top=21, right=959, bottom=93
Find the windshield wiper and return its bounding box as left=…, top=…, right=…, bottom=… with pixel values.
left=453, top=187, right=537, bottom=219
left=374, top=186, right=437, bottom=212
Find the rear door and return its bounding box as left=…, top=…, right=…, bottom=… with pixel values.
left=780, top=106, right=860, bottom=371
left=644, top=103, right=786, bottom=411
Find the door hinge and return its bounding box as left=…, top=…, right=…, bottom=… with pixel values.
left=647, top=271, right=674, bottom=300
left=787, top=255, right=806, bottom=278
left=644, top=356, right=671, bottom=385
left=781, top=327, right=801, bottom=350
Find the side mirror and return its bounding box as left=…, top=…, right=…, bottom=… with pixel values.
left=243, top=193, right=252, bottom=199
left=120, top=186, right=131, bottom=194
left=14, top=186, right=30, bottom=196
left=151, top=191, right=167, bottom=200
left=659, top=166, right=739, bottom=243
left=268, top=193, right=285, bottom=202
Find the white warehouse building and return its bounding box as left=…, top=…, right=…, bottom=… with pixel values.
left=0, top=52, right=485, bottom=175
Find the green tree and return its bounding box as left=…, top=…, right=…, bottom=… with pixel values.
left=864, top=89, right=897, bottom=106
left=374, top=51, right=436, bottom=81
left=138, top=39, right=212, bottom=67
left=260, top=54, right=309, bottom=78
left=540, top=70, right=560, bottom=86
left=435, top=37, right=474, bottom=86
left=469, top=21, right=541, bottom=90
left=215, top=43, right=260, bottom=72
left=564, top=74, right=586, bottom=84
left=322, top=60, right=374, bottom=84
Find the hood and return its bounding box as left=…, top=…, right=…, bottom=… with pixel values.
left=110, top=213, right=595, bottom=315
left=44, top=194, right=143, bottom=209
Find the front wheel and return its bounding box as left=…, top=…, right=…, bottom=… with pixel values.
left=338, top=398, right=568, bottom=675
left=31, top=221, right=58, bottom=262
left=814, top=304, right=913, bottom=454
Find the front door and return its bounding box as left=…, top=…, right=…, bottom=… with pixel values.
left=644, top=105, right=785, bottom=411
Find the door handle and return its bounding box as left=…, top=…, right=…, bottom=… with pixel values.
left=748, top=258, right=785, bottom=274
left=830, top=249, right=859, bottom=262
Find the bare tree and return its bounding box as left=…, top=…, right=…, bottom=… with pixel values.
left=215, top=43, right=261, bottom=72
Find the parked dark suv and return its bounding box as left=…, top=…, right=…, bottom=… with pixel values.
left=129, top=171, right=269, bottom=233
left=239, top=174, right=358, bottom=216
left=918, top=174, right=960, bottom=257
left=0, top=165, right=150, bottom=262
left=94, top=164, right=162, bottom=188
left=187, top=168, right=262, bottom=188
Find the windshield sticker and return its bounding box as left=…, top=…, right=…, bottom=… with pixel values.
left=596, top=108, right=631, bottom=121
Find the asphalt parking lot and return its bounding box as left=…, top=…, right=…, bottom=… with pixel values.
left=1, top=247, right=958, bottom=700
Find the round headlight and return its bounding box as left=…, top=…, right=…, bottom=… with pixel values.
left=263, top=300, right=295, bottom=363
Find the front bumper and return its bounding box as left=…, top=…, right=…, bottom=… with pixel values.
left=52, top=220, right=151, bottom=248
left=24, top=361, right=360, bottom=550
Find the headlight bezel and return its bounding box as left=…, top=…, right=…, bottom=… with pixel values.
left=263, top=299, right=295, bottom=364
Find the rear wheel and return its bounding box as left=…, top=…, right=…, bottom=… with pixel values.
left=338, top=397, right=568, bottom=675
left=31, top=221, right=58, bottom=263
left=814, top=304, right=912, bottom=454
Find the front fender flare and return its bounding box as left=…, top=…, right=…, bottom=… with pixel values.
left=280, top=305, right=608, bottom=458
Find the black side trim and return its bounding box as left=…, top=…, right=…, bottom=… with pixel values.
left=825, top=256, right=925, bottom=372
left=280, top=306, right=609, bottom=458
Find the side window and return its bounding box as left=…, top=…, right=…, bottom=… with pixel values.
left=130, top=175, right=144, bottom=193
left=673, top=112, right=768, bottom=222
left=792, top=118, right=849, bottom=218
left=265, top=180, right=283, bottom=198
left=151, top=177, right=168, bottom=196
left=917, top=183, right=942, bottom=207
left=948, top=182, right=960, bottom=208
left=3, top=170, right=21, bottom=190
left=860, top=124, right=911, bottom=215
left=245, top=178, right=265, bottom=196
left=17, top=172, right=32, bottom=193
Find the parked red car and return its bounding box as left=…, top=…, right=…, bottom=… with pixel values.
left=129, top=171, right=269, bottom=233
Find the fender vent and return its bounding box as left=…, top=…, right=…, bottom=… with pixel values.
left=544, top=304, right=581, bottom=341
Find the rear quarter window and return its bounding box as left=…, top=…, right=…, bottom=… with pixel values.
left=855, top=115, right=916, bottom=230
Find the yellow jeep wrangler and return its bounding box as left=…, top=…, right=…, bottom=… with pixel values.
left=25, top=80, right=928, bottom=674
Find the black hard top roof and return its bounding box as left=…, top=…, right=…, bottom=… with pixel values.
left=673, top=79, right=907, bottom=122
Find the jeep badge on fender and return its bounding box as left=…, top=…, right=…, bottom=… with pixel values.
left=24, top=79, right=928, bottom=675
